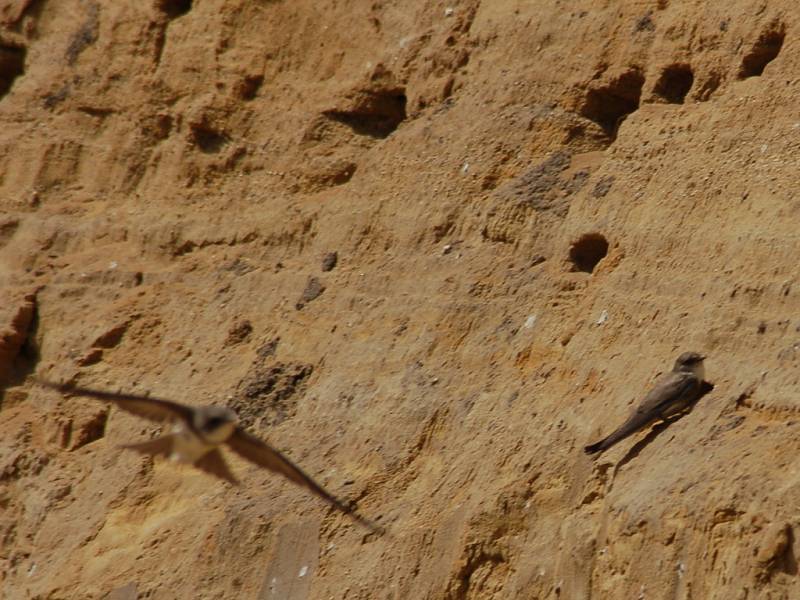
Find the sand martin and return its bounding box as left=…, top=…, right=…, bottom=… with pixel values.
left=584, top=351, right=706, bottom=455
left=38, top=379, right=383, bottom=533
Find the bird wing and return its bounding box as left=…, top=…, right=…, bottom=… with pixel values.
left=584, top=372, right=700, bottom=455
left=227, top=428, right=384, bottom=533
left=634, top=372, right=699, bottom=418
left=37, top=379, right=194, bottom=424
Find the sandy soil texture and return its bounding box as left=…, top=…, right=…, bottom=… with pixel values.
left=1, top=1, right=800, bottom=598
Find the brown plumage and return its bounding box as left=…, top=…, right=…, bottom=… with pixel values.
left=584, top=352, right=706, bottom=455
left=36, top=379, right=384, bottom=534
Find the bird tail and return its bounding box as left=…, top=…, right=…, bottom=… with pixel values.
left=584, top=439, right=606, bottom=455
left=194, top=448, right=240, bottom=486
left=584, top=411, right=655, bottom=456
left=584, top=428, right=628, bottom=455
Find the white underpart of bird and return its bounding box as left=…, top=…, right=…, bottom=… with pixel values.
left=169, top=420, right=236, bottom=463
left=689, top=360, right=705, bottom=381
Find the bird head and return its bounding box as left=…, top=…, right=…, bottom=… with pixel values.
left=673, top=351, right=706, bottom=379
left=195, top=406, right=238, bottom=443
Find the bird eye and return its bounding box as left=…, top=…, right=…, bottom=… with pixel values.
left=208, top=417, right=225, bottom=428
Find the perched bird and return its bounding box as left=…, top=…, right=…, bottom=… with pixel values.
left=584, top=351, right=706, bottom=455
left=37, top=379, right=384, bottom=534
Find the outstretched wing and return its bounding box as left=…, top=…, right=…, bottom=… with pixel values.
left=36, top=379, right=193, bottom=424
left=227, top=428, right=384, bottom=534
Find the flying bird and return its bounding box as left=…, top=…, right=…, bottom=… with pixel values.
left=37, top=379, right=384, bottom=534
left=584, top=351, right=707, bottom=455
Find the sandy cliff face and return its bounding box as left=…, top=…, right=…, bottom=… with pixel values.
left=1, top=0, right=799, bottom=598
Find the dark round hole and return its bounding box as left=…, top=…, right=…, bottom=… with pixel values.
left=580, top=69, right=645, bottom=139
left=653, top=64, right=694, bottom=104
left=157, top=0, right=192, bottom=19
left=569, top=233, right=609, bottom=273
left=0, top=45, right=26, bottom=98
left=739, top=25, right=785, bottom=79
